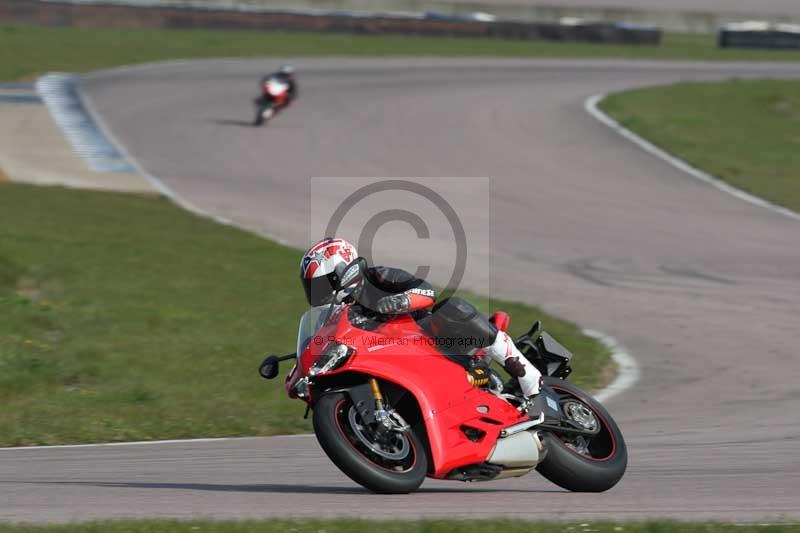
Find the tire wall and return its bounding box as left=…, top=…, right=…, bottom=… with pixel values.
left=0, top=0, right=662, bottom=45
left=719, top=29, right=800, bottom=49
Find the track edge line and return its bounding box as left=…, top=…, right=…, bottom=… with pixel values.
left=9, top=76, right=634, bottom=451
left=2, top=329, right=636, bottom=450
left=583, top=329, right=640, bottom=403
left=0, top=434, right=316, bottom=451
left=584, top=93, right=800, bottom=223
left=73, top=73, right=291, bottom=245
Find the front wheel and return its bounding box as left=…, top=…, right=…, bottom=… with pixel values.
left=313, top=391, right=427, bottom=494
left=536, top=377, right=627, bottom=492
left=253, top=104, right=273, bottom=126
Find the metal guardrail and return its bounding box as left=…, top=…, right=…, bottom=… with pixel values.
left=0, top=0, right=662, bottom=45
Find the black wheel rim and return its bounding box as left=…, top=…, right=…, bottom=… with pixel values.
left=333, top=399, right=417, bottom=473
left=551, top=386, right=616, bottom=462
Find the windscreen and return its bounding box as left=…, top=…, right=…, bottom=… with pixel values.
left=296, top=305, right=329, bottom=360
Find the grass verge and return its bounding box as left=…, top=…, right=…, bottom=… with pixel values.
left=1, top=520, right=798, bottom=532
left=0, top=182, right=608, bottom=446
left=600, top=79, right=800, bottom=213
left=3, top=25, right=800, bottom=81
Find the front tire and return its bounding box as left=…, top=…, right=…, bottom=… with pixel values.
left=253, top=107, right=265, bottom=126
left=253, top=104, right=272, bottom=126
left=313, top=391, right=427, bottom=494
left=536, top=377, right=627, bottom=492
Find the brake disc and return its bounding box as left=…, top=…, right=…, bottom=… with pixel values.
left=563, top=400, right=599, bottom=432
left=347, top=406, right=410, bottom=461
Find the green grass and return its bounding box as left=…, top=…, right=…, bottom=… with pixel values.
left=1, top=520, right=798, bottom=532
left=0, top=182, right=608, bottom=446
left=600, top=79, right=800, bottom=213
left=3, top=25, right=800, bottom=81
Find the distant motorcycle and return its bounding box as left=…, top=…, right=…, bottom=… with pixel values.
left=253, top=76, right=291, bottom=126
left=259, top=258, right=627, bottom=494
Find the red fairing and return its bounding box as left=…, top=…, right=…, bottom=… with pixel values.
left=273, top=91, right=289, bottom=109
left=284, top=362, right=302, bottom=399
left=490, top=311, right=510, bottom=332
left=263, top=80, right=291, bottom=110
left=288, top=307, right=530, bottom=479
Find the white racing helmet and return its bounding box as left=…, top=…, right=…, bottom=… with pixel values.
left=300, top=238, right=358, bottom=306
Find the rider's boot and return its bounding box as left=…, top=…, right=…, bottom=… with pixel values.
left=483, top=330, right=541, bottom=400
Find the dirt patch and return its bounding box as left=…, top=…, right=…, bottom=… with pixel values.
left=16, top=276, right=45, bottom=302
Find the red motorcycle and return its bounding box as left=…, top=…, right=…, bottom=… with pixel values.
left=259, top=258, right=627, bottom=493
left=253, top=76, right=291, bottom=126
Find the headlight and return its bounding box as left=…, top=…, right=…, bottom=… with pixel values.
left=309, top=342, right=354, bottom=376
left=293, top=377, right=309, bottom=398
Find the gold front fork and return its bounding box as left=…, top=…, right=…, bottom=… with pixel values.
left=369, top=377, right=385, bottom=411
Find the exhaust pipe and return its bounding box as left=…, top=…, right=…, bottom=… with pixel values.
left=486, top=430, right=543, bottom=468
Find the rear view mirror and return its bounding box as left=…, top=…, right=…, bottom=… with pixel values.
left=258, top=353, right=297, bottom=380
left=258, top=355, right=280, bottom=380
left=338, top=257, right=367, bottom=291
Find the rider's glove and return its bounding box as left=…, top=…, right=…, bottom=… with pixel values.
left=376, top=293, right=410, bottom=315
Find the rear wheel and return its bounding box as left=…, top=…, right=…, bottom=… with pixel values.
left=313, top=391, right=427, bottom=494
left=536, top=377, right=627, bottom=492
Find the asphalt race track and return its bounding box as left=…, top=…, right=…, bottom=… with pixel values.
left=3, top=58, right=800, bottom=522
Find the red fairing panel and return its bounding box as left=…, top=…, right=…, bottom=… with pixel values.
left=425, top=392, right=524, bottom=477
left=289, top=312, right=528, bottom=477
left=340, top=316, right=526, bottom=478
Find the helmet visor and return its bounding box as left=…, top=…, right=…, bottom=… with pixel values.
left=302, top=272, right=338, bottom=307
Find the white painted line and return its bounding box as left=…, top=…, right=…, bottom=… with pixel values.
left=0, top=434, right=315, bottom=451
left=0, top=437, right=235, bottom=451
left=585, top=93, right=800, bottom=223
left=35, top=73, right=136, bottom=174
left=76, top=74, right=291, bottom=246
left=75, top=76, right=205, bottom=212
left=2, top=329, right=635, bottom=451
left=0, top=329, right=632, bottom=450
left=17, top=72, right=635, bottom=452
left=583, top=329, right=640, bottom=403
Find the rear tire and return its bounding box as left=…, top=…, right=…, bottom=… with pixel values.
left=313, top=391, right=427, bottom=494
left=536, top=377, right=627, bottom=492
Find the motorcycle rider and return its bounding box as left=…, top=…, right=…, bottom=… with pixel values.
left=259, top=65, right=297, bottom=110
left=299, top=237, right=541, bottom=401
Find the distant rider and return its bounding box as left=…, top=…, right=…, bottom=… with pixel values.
left=258, top=65, right=297, bottom=110
left=299, top=237, right=542, bottom=402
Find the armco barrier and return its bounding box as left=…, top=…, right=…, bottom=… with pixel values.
left=0, top=0, right=661, bottom=45
left=719, top=21, right=800, bottom=49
